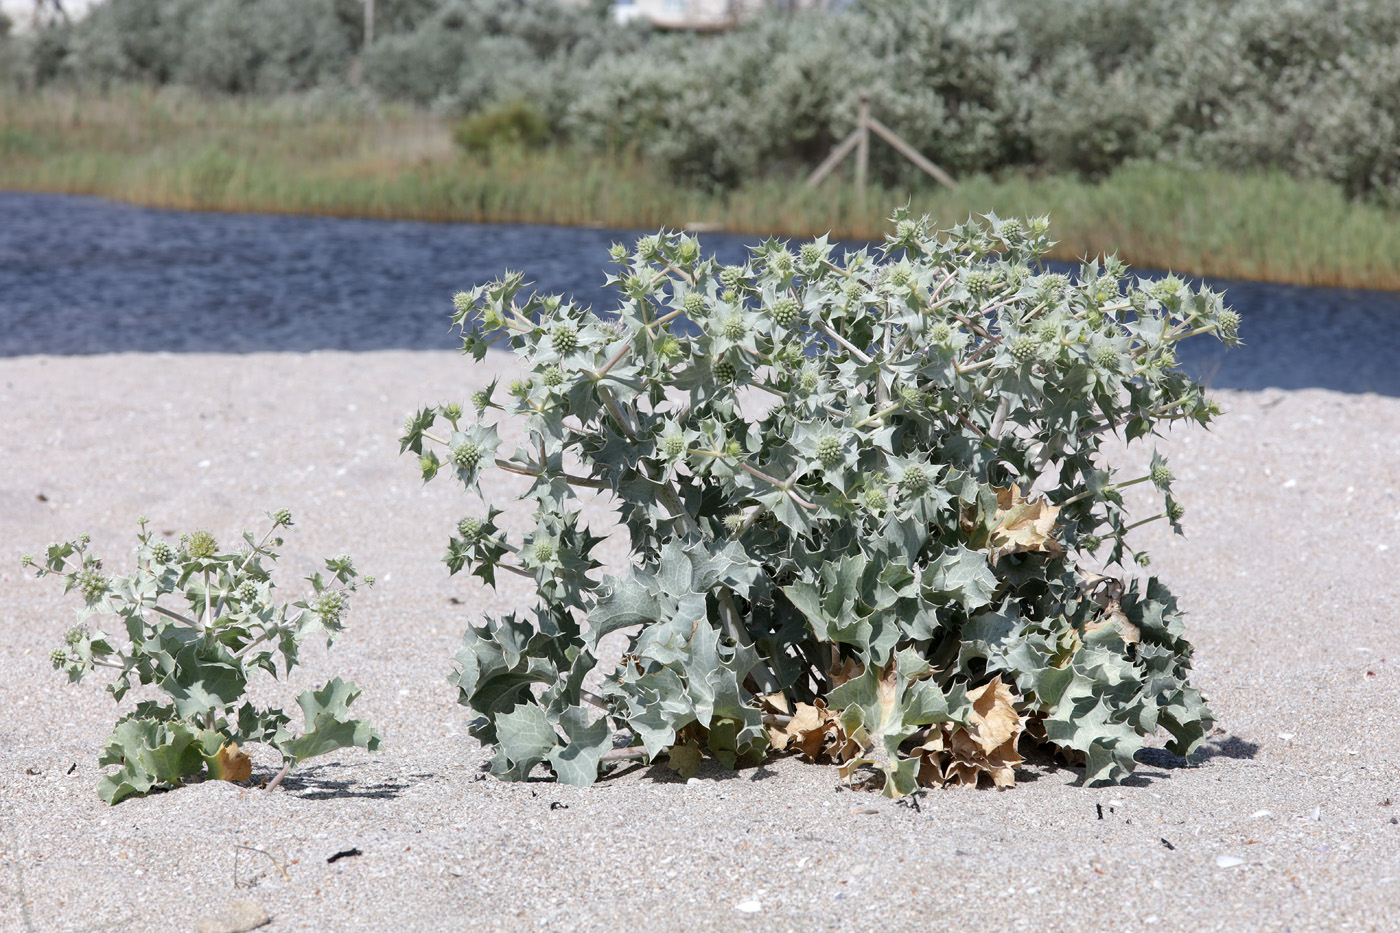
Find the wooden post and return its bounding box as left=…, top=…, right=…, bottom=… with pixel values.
left=855, top=92, right=870, bottom=212
left=804, top=89, right=958, bottom=197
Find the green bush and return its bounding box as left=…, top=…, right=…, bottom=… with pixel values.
left=27, top=513, right=380, bottom=804
left=405, top=211, right=1236, bottom=794
left=452, top=99, right=551, bottom=154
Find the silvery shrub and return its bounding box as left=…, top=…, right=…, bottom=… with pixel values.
left=406, top=210, right=1239, bottom=795
left=27, top=512, right=380, bottom=804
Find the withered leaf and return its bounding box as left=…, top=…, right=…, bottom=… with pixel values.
left=938, top=679, right=1025, bottom=788
left=987, top=484, right=1064, bottom=565
left=210, top=742, right=252, bottom=783
left=1083, top=597, right=1140, bottom=645
left=771, top=700, right=842, bottom=761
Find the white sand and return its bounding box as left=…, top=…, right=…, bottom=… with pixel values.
left=2, top=350, right=1397, bottom=932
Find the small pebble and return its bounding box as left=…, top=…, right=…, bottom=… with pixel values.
left=735, top=900, right=762, bottom=913
left=1215, top=855, right=1246, bottom=869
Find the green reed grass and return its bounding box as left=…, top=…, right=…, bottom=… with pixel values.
left=4, top=88, right=1400, bottom=289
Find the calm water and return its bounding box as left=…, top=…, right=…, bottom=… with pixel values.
left=2, top=191, right=1397, bottom=395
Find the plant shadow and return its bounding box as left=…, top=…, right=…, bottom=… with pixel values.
left=279, top=762, right=414, bottom=800
left=1013, top=731, right=1259, bottom=789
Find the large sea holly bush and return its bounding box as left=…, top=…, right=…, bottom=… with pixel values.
left=26, top=513, right=380, bottom=804
left=406, top=210, right=1238, bottom=795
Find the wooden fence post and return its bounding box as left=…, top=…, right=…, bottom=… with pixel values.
left=805, top=91, right=958, bottom=203
left=855, top=92, right=870, bottom=213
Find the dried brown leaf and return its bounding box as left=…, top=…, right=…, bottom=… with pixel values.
left=940, top=679, right=1026, bottom=788
left=988, top=484, right=1064, bottom=565
left=211, top=742, right=252, bottom=783
left=1083, top=597, right=1140, bottom=644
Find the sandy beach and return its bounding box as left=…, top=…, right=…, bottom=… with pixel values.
left=2, top=348, right=1398, bottom=932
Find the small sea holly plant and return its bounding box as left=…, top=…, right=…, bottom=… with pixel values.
left=26, top=512, right=380, bottom=804
left=407, top=210, right=1237, bottom=795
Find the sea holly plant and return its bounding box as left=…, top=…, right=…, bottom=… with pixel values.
left=408, top=210, right=1238, bottom=795
left=26, top=513, right=380, bottom=804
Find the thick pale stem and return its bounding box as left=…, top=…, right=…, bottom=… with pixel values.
left=717, top=588, right=780, bottom=695
left=601, top=746, right=649, bottom=763
left=151, top=604, right=200, bottom=629
left=264, top=763, right=292, bottom=792
left=816, top=321, right=872, bottom=365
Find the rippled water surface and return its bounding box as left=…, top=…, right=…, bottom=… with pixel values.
left=3, top=191, right=1397, bottom=394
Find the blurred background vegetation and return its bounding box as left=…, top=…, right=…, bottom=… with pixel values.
left=4, top=0, right=1400, bottom=287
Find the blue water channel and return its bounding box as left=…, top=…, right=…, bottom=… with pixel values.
left=2, top=191, right=1397, bottom=395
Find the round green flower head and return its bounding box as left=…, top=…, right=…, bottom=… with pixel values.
left=272, top=508, right=293, bottom=527
left=315, top=590, right=349, bottom=625
left=723, top=513, right=747, bottom=534
left=441, top=402, right=463, bottom=422
left=965, top=270, right=993, bottom=296
left=608, top=243, right=628, bottom=263
left=1135, top=552, right=1152, bottom=567
left=998, top=218, right=1022, bottom=242
left=451, top=441, right=482, bottom=470
left=843, top=280, right=864, bottom=302
left=1150, top=274, right=1185, bottom=302
left=713, top=358, right=737, bottom=384
left=76, top=568, right=107, bottom=601
left=771, top=298, right=799, bottom=329
left=78, top=533, right=90, bottom=545
left=721, top=315, right=746, bottom=340
left=677, top=239, right=699, bottom=264
left=532, top=540, right=555, bottom=563
left=150, top=541, right=173, bottom=563
left=770, top=251, right=794, bottom=274
left=1093, top=344, right=1120, bottom=370
left=1081, top=535, right=1102, bottom=553
left=188, top=530, right=218, bottom=560
left=797, top=369, right=820, bottom=394
left=895, top=219, right=918, bottom=242
left=551, top=321, right=578, bottom=355
left=800, top=243, right=823, bottom=266
left=683, top=293, right=706, bottom=317
left=889, top=266, right=911, bottom=289
left=899, top=465, right=929, bottom=494
left=1029, top=216, right=1051, bottom=236
left=237, top=581, right=257, bottom=603
left=508, top=378, right=530, bottom=398
left=49, top=647, right=67, bottom=666
left=719, top=266, right=747, bottom=291
left=899, top=385, right=923, bottom=408
left=418, top=454, right=437, bottom=478
left=816, top=435, right=843, bottom=468
left=458, top=517, right=483, bottom=540
left=1150, top=464, right=1173, bottom=488
left=1035, top=318, right=1060, bottom=342
left=19, top=554, right=33, bottom=568
left=1217, top=309, right=1241, bottom=338
left=637, top=235, right=661, bottom=261
left=65, top=626, right=84, bottom=646
left=542, top=366, right=565, bottom=387
left=863, top=487, right=888, bottom=512
left=471, top=390, right=490, bottom=414
left=929, top=322, right=953, bottom=346
left=1166, top=500, right=1186, bottom=522
left=1009, top=334, right=1038, bottom=364
left=662, top=432, right=686, bottom=460
left=725, top=440, right=742, bottom=457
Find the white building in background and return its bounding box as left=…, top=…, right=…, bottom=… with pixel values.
left=1, top=0, right=99, bottom=31
left=608, top=0, right=843, bottom=31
